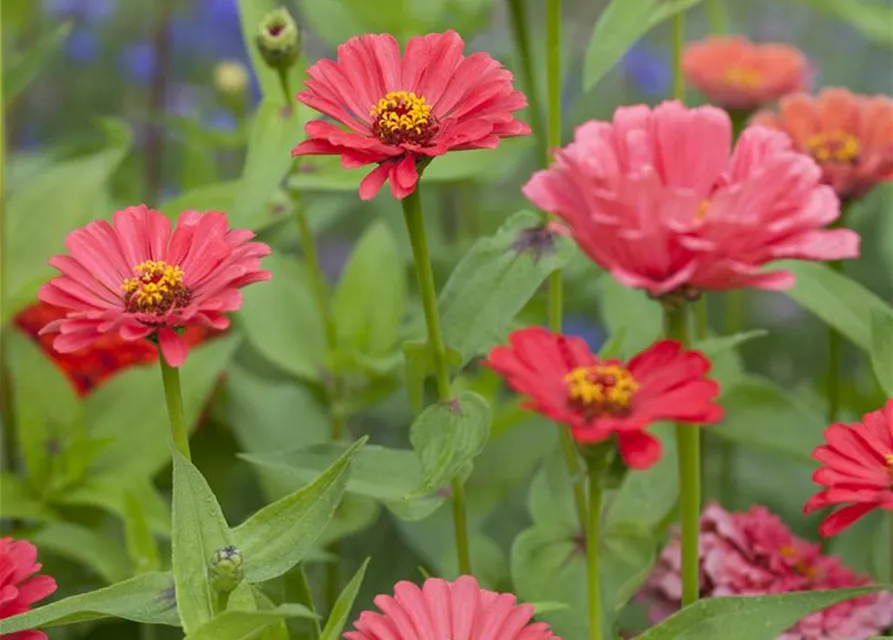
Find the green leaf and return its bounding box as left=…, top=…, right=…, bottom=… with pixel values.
left=596, top=277, right=660, bottom=357
left=583, top=0, right=706, bottom=91
left=4, top=22, right=72, bottom=104
left=0, top=473, right=57, bottom=522
left=795, top=0, right=893, bottom=47
left=187, top=604, right=317, bottom=640
left=171, top=447, right=235, bottom=634
left=58, top=476, right=171, bottom=536
left=870, top=308, right=893, bottom=395
left=32, top=522, right=131, bottom=584
left=232, top=439, right=365, bottom=583
left=160, top=181, right=239, bottom=219
left=401, top=340, right=462, bottom=415
left=320, top=559, right=370, bottom=640
left=333, top=221, right=407, bottom=357
left=0, top=572, right=179, bottom=633
left=633, top=587, right=882, bottom=640
left=124, top=491, right=162, bottom=574
left=693, top=330, right=769, bottom=360
left=410, top=391, right=491, bottom=494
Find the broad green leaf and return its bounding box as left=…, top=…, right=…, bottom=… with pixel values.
left=187, top=604, right=317, bottom=640
left=0, top=473, right=57, bottom=522
left=320, top=559, right=370, bottom=640
left=124, top=492, right=162, bottom=574
left=160, top=181, right=239, bottom=219
left=410, top=391, right=491, bottom=494
left=333, top=221, right=407, bottom=357
left=583, top=0, right=706, bottom=90
left=239, top=254, right=325, bottom=381
left=401, top=339, right=462, bottom=415
left=870, top=308, right=893, bottom=394
left=171, top=447, right=235, bottom=634
left=0, top=572, right=179, bottom=633
left=437, top=211, right=576, bottom=367
left=693, top=330, right=768, bottom=360
left=32, top=522, right=131, bottom=584
left=795, top=0, right=893, bottom=47
left=530, top=602, right=571, bottom=614
left=4, top=22, right=72, bottom=104
left=633, top=587, right=882, bottom=640
left=596, top=277, right=660, bottom=357
left=58, top=476, right=171, bottom=536
left=232, top=439, right=365, bottom=583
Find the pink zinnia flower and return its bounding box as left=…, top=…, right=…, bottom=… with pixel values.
left=344, top=575, right=559, bottom=640
left=804, top=399, right=893, bottom=537
left=484, top=328, right=722, bottom=469
left=38, top=205, right=270, bottom=367
left=0, top=538, right=57, bottom=640
left=683, top=36, right=810, bottom=111
left=292, top=30, right=531, bottom=201
left=523, top=101, right=859, bottom=297
left=643, top=503, right=893, bottom=640
left=753, top=88, right=893, bottom=201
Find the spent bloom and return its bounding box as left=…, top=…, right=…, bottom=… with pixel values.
left=682, top=36, right=810, bottom=111
left=643, top=502, right=893, bottom=640
left=344, top=575, right=559, bottom=640
left=0, top=537, right=57, bottom=640
left=753, top=88, right=893, bottom=201
left=292, top=30, right=530, bottom=201
left=484, top=327, right=722, bottom=469
left=38, top=205, right=270, bottom=368
left=523, top=101, right=859, bottom=297
left=804, top=399, right=893, bottom=538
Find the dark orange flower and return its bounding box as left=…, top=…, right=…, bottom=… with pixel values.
left=753, top=88, right=893, bottom=200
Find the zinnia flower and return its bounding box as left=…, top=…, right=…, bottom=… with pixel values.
left=15, top=301, right=221, bottom=396
left=682, top=36, right=810, bottom=111
left=523, top=101, right=859, bottom=297
left=804, top=399, right=893, bottom=537
left=38, top=205, right=270, bottom=367
left=344, top=575, right=559, bottom=640
left=0, top=537, right=57, bottom=640
left=753, top=88, right=893, bottom=200
left=642, top=503, right=893, bottom=640
left=483, top=327, right=722, bottom=469
left=291, top=30, right=530, bottom=201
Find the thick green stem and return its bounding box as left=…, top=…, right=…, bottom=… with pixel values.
left=671, top=12, right=685, bottom=102
left=546, top=0, right=562, bottom=162
left=559, top=425, right=588, bottom=536
left=507, top=0, right=546, bottom=164
left=586, top=458, right=604, bottom=640
left=276, top=67, right=293, bottom=112
left=159, top=355, right=190, bottom=460
left=401, top=187, right=471, bottom=574
left=705, top=0, right=730, bottom=34
left=214, top=591, right=230, bottom=614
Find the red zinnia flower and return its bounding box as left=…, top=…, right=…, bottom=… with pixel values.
left=484, top=327, right=722, bottom=469
left=523, top=101, right=859, bottom=297
left=38, top=205, right=270, bottom=368
left=345, top=575, right=559, bottom=640
left=291, top=30, right=531, bottom=201
left=804, top=399, right=893, bottom=538
left=753, top=88, right=893, bottom=201
left=682, top=36, right=810, bottom=111
left=0, top=537, right=57, bottom=640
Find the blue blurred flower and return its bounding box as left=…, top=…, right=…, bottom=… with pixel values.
left=64, top=27, right=99, bottom=63
left=119, top=42, right=156, bottom=85
left=562, top=316, right=607, bottom=352
left=205, top=110, right=237, bottom=131
left=622, top=42, right=671, bottom=97
left=43, top=0, right=115, bottom=23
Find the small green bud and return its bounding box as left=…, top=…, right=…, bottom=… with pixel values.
left=256, top=7, right=300, bottom=71
left=208, top=545, right=243, bottom=594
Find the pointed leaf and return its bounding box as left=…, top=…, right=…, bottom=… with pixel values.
left=870, top=308, right=893, bottom=395
left=320, top=559, right=370, bottom=640
left=124, top=491, right=162, bottom=574
left=32, top=522, right=131, bottom=584
left=187, top=604, right=317, bottom=640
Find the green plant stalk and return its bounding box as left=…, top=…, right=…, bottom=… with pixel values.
left=140, top=624, right=157, bottom=640
left=290, top=564, right=322, bottom=640
left=665, top=304, right=701, bottom=606
left=671, top=11, right=685, bottom=102
left=586, top=457, right=604, bottom=640
left=215, top=591, right=230, bottom=614
left=159, top=354, right=190, bottom=460
left=401, top=186, right=472, bottom=575
left=706, top=0, right=730, bottom=34
left=506, top=0, right=546, bottom=164
left=276, top=67, right=293, bottom=112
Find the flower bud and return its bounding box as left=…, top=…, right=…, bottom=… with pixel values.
left=208, top=545, right=243, bottom=594
left=214, top=60, right=249, bottom=98
left=256, top=7, right=300, bottom=72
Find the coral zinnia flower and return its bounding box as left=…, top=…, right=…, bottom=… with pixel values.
left=0, top=537, right=57, bottom=640
left=483, top=327, right=722, bottom=469
left=291, top=30, right=530, bottom=201
left=683, top=36, right=810, bottom=111
left=38, top=205, right=270, bottom=367
left=753, top=88, right=893, bottom=201
left=804, top=399, right=893, bottom=538
left=523, top=101, right=859, bottom=297
left=643, top=503, right=893, bottom=640
left=344, top=575, right=559, bottom=640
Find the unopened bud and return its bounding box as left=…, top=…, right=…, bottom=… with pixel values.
left=256, top=7, right=300, bottom=71
left=214, top=60, right=249, bottom=97
left=208, top=545, right=243, bottom=594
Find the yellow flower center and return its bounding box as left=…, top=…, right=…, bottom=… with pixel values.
left=122, top=260, right=191, bottom=315
left=886, top=452, right=893, bottom=482
left=723, top=66, right=762, bottom=88
left=806, top=131, right=860, bottom=164
left=370, top=91, right=439, bottom=146
left=565, top=364, right=639, bottom=418
left=696, top=199, right=711, bottom=220
left=779, top=545, right=817, bottom=578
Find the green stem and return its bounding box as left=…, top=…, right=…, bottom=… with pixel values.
left=665, top=304, right=701, bottom=606
left=826, top=204, right=851, bottom=423
left=724, top=290, right=743, bottom=336
left=705, top=0, right=730, bottom=34
left=290, top=564, right=322, bottom=640
left=159, top=355, right=190, bottom=460
left=215, top=590, right=230, bottom=614
left=401, top=186, right=471, bottom=574
left=140, top=624, right=157, bottom=640
left=276, top=67, right=293, bottom=112
left=671, top=12, right=686, bottom=102
left=693, top=298, right=708, bottom=341
left=586, top=458, right=604, bottom=640
left=559, top=425, right=588, bottom=536
left=546, top=0, right=562, bottom=160
left=507, top=0, right=546, bottom=165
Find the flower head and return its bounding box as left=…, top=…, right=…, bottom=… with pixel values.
left=0, top=537, right=57, bottom=640
left=753, top=88, right=893, bottom=201
left=643, top=503, right=893, bottom=640
left=344, top=575, right=559, bottom=640
left=38, top=206, right=270, bottom=367
left=292, top=30, right=530, bottom=201
left=523, top=101, right=859, bottom=297
left=256, top=7, right=300, bottom=71
left=484, top=327, right=722, bottom=469
left=682, top=36, right=810, bottom=111
left=804, top=399, right=893, bottom=538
